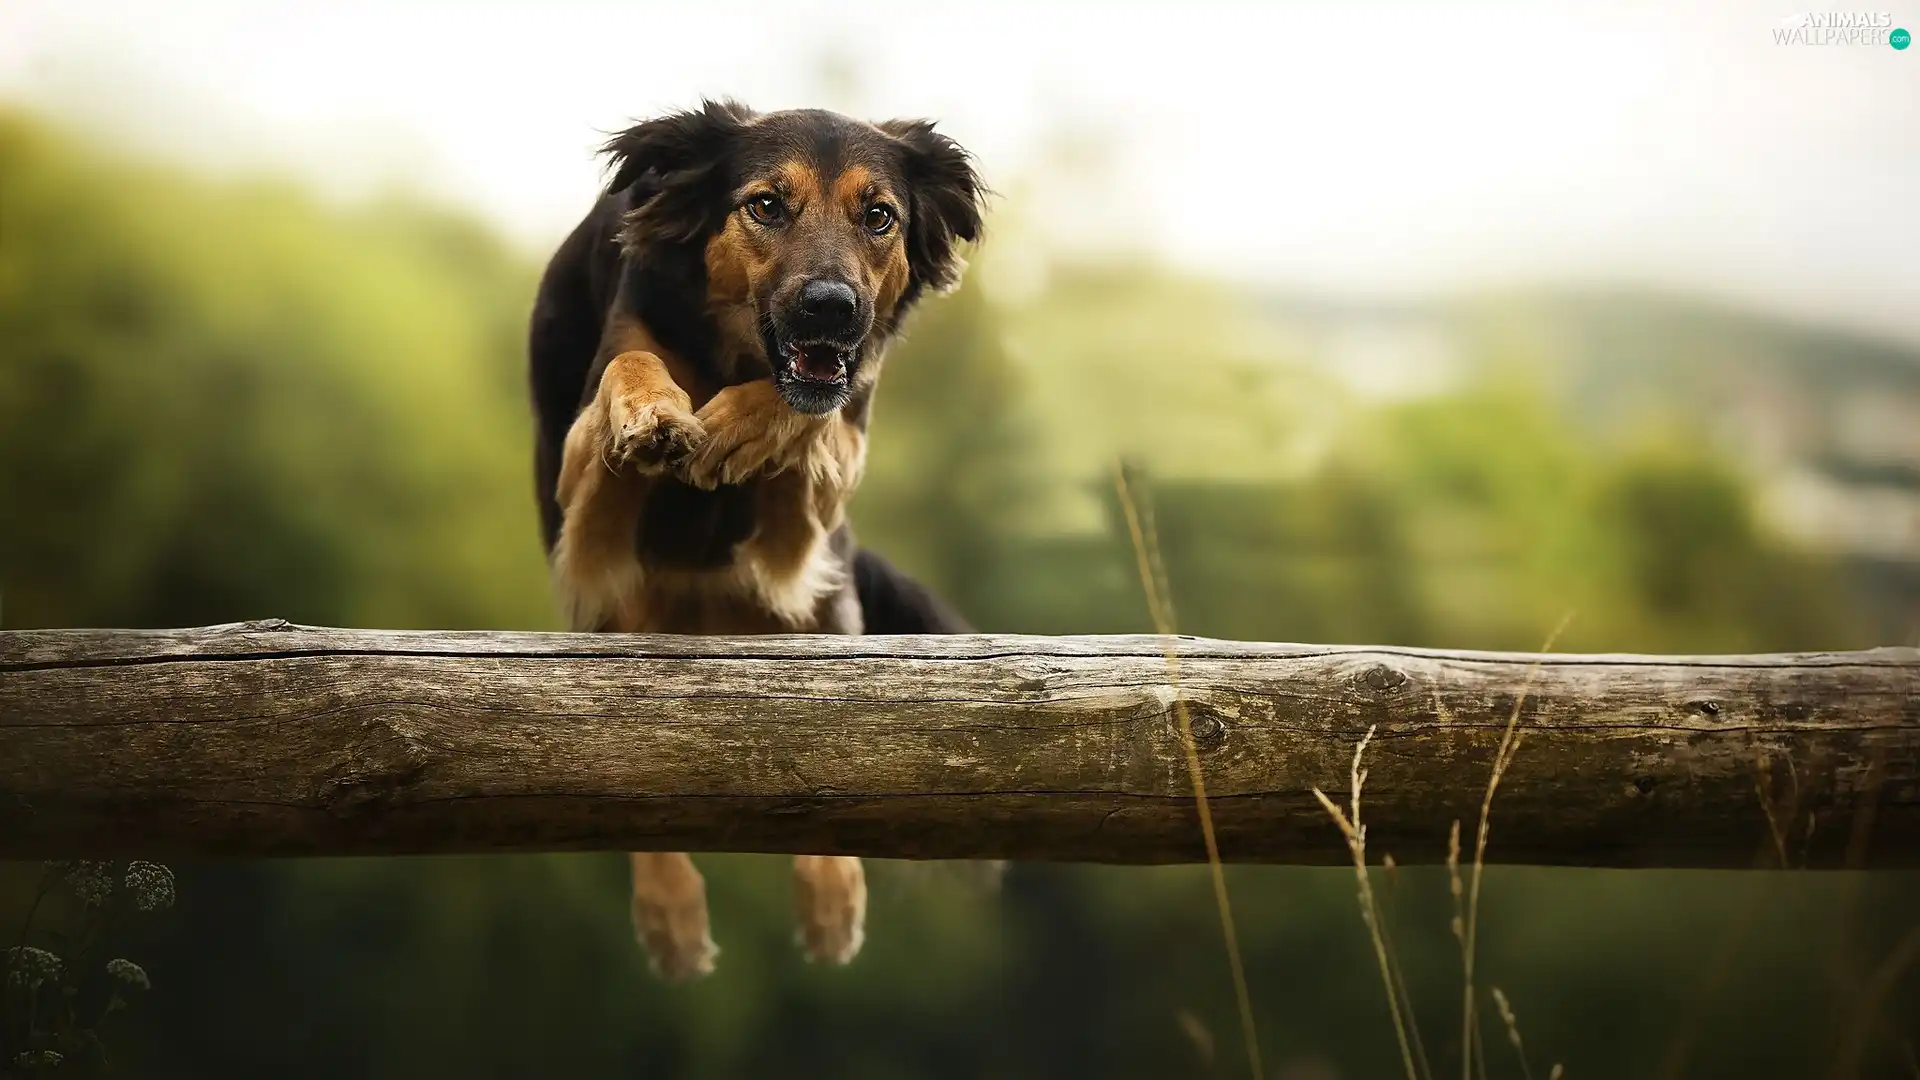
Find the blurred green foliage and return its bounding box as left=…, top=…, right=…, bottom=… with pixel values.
left=2, top=110, right=1915, bottom=1079
left=0, top=112, right=552, bottom=632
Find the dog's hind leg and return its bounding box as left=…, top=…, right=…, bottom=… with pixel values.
left=630, top=852, right=718, bottom=982
left=846, top=550, right=1009, bottom=890
left=792, top=854, right=866, bottom=966
left=851, top=547, right=972, bottom=633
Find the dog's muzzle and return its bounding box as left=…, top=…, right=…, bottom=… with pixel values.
left=770, top=278, right=867, bottom=415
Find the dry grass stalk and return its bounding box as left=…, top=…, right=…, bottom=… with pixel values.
left=1312, top=727, right=1425, bottom=1080
left=1446, top=821, right=1464, bottom=953
left=1490, top=986, right=1536, bottom=1080
left=1445, top=822, right=1491, bottom=1080
left=1114, top=463, right=1262, bottom=1080
left=1458, top=612, right=1572, bottom=1080
left=1753, top=751, right=1794, bottom=869
left=1659, top=740, right=1826, bottom=1080
left=1843, top=748, right=1887, bottom=870
left=1176, top=1008, right=1216, bottom=1069
left=1375, top=852, right=1435, bottom=1080
left=1381, top=869, right=1435, bottom=1079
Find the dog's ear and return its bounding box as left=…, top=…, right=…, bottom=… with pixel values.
left=601, top=99, right=755, bottom=250
left=880, top=119, right=986, bottom=297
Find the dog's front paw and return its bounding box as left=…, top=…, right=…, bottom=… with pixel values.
left=609, top=398, right=705, bottom=474
left=793, top=855, right=866, bottom=967
left=681, top=381, right=819, bottom=489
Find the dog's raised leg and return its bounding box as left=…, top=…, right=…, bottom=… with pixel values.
left=550, top=348, right=703, bottom=630
left=552, top=348, right=720, bottom=980
left=679, top=378, right=831, bottom=490
left=562, top=348, right=704, bottom=484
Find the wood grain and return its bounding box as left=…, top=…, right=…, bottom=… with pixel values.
left=2, top=621, right=1915, bottom=867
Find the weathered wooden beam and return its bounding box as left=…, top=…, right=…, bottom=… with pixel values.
left=1, top=621, right=1915, bottom=867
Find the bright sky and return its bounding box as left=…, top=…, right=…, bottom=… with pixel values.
left=2, top=0, right=1916, bottom=342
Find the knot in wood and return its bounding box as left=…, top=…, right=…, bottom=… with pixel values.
left=1184, top=705, right=1229, bottom=751
left=1357, top=663, right=1408, bottom=694
left=320, top=716, right=432, bottom=817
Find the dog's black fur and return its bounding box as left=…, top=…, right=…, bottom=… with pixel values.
left=528, top=101, right=979, bottom=633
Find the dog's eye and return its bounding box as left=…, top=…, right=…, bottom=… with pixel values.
left=746, top=194, right=786, bottom=225
left=864, top=204, right=896, bottom=235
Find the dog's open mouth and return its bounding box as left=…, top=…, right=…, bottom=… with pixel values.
left=783, top=340, right=851, bottom=385
left=772, top=338, right=858, bottom=414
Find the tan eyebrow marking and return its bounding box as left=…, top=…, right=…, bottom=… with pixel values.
left=777, top=159, right=820, bottom=205
left=833, top=165, right=885, bottom=213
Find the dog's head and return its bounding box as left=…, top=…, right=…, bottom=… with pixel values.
left=603, top=101, right=986, bottom=415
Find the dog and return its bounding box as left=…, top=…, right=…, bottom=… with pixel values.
left=528, top=100, right=986, bottom=981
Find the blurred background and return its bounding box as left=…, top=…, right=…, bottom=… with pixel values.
left=2, top=1, right=1917, bottom=1077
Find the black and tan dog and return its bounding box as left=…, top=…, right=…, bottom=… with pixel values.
left=528, top=100, right=985, bottom=981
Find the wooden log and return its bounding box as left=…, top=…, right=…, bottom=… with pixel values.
left=1, top=621, right=1914, bottom=867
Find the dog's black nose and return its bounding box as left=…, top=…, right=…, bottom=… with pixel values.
left=797, top=279, right=859, bottom=333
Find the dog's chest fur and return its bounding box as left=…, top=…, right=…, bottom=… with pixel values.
left=633, top=473, right=852, bottom=634
left=638, top=480, right=760, bottom=570
left=552, top=441, right=859, bottom=636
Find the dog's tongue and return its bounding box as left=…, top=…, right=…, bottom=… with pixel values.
left=790, top=343, right=846, bottom=382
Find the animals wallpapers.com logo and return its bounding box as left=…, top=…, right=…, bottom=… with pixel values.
left=1773, top=11, right=1910, bottom=45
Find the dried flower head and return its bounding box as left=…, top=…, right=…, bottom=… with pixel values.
left=106, top=957, right=151, bottom=991
left=66, top=859, right=118, bottom=907
left=124, top=860, right=176, bottom=911
left=5, top=946, right=64, bottom=989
